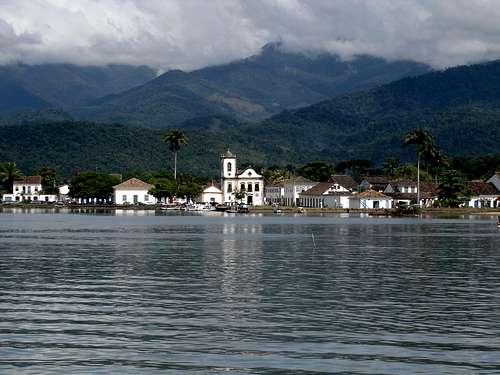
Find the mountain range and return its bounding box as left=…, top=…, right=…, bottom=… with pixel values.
left=75, top=43, right=430, bottom=127
left=0, top=47, right=499, bottom=177
left=0, top=64, right=156, bottom=112
left=0, top=43, right=430, bottom=127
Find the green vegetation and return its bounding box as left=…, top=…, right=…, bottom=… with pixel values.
left=37, top=166, right=58, bottom=194
left=297, top=162, right=336, bottom=182
left=73, top=44, right=428, bottom=127
left=0, top=64, right=155, bottom=111
left=437, top=170, right=473, bottom=207
left=69, top=172, right=121, bottom=201
left=0, top=162, right=21, bottom=195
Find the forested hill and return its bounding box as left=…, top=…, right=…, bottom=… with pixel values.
left=261, top=59, right=500, bottom=161
left=0, top=64, right=156, bottom=111
left=74, top=44, right=429, bottom=127
left=2, top=59, right=500, bottom=177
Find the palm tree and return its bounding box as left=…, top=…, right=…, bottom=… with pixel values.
left=403, top=129, right=439, bottom=206
left=162, top=129, right=188, bottom=180
left=0, top=162, right=21, bottom=193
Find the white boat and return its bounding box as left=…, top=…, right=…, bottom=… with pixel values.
left=186, top=203, right=210, bottom=211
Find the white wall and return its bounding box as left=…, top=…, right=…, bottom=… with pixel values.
left=114, top=189, right=156, bottom=205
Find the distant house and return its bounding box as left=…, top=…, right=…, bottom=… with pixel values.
left=113, top=178, right=156, bottom=205
left=349, top=189, right=393, bottom=209
left=298, top=175, right=358, bottom=208
left=465, top=181, right=499, bottom=208
left=283, top=176, right=317, bottom=206
left=359, top=176, right=388, bottom=192
left=384, top=179, right=439, bottom=207
left=2, top=176, right=57, bottom=203
left=264, top=182, right=285, bottom=205
left=487, top=172, right=500, bottom=191
left=200, top=182, right=223, bottom=205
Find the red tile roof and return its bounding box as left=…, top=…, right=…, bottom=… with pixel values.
left=468, top=181, right=498, bottom=196
left=354, top=189, right=391, bottom=199
left=14, top=176, right=42, bottom=185
left=113, top=178, right=153, bottom=190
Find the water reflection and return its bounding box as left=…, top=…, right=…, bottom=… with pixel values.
left=0, top=212, right=499, bottom=374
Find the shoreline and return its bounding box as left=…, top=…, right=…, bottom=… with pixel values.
left=1, top=203, right=499, bottom=216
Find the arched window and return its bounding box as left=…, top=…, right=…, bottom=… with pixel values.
left=227, top=162, right=232, bottom=172
left=227, top=183, right=232, bottom=193
left=255, top=183, right=260, bottom=192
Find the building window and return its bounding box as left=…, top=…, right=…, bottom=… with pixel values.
left=133, top=195, right=138, bottom=204
left=122, top=195, right=127, bottom=202
left=144, top=195, right=149, bottom=201
left=241, top=183, right=245, bottom=191
left=227, top=162, right=232, bottom=172
left=255, top=183, right=260, bottom=192
left=227, top=183, right=232, bottom=192
left=247, top=183, right=252, bottom=192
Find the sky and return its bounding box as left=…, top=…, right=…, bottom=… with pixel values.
left=2, top=0, right=500, bottom=71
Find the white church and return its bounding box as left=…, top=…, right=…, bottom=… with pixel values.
left=202, top=150, right=265, bottom=206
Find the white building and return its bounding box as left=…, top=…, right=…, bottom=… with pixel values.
left=220, top=150, right=264, bottom=205
left=2, top=176, right=57, bottom=203
left=299, top=175, right=358, bottom=208
left=349, top=189, right=393, bottom=209
left=265, top=183, right=285, bottom=205
left=383, top=180, right=439, bottom=207
left=283, top=176, right=317, bottom=206
left=200, top=183, right=223, bottom=205
left=465, top=181, right=499, bottom=208
left=113, top=178, right=156, bottom=205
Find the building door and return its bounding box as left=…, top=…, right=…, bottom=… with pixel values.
left=133, top=195, right=138, bottom=204
left=373, top=200, right=380, bottom=209
left=247, top=196, right=253, bottom=205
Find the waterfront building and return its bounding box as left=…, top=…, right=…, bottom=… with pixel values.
left=465, top=181, right=499, bottom=208
left=220, top=150, right=264, bottom=205
left=2, top=176, right=57, bottom=203
left=264, top=182, right=285, bottom=205
left=298, top=175, right=358, bottom=208
left=383, top=179, right=439, bottom=207
left=113, top=178, right=156, bottom=205
left=359, top=176, right=388, bottom=192
left=200, top=182, right=223, bottom=205
left=348, top=189, right=393, bottom=209
left=283, top=176, right=317, bottom=206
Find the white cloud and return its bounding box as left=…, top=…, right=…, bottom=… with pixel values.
left=1, top=0, right=500, bottom=70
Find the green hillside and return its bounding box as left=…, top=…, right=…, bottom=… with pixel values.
left=1, top=59, right=500, bottom=178
left=0, top=64, right=156, bottom=111
left=75, top=44, right=429, bottom=127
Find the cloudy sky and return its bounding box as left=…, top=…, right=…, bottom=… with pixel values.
left=2, top=0, right=500, bottom=71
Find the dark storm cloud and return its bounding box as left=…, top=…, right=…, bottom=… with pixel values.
left=1, top=0, right=500, bottom=70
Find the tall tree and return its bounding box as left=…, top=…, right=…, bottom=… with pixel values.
left=297, top=161, right=336, bottom=182
left=0, top=162, right=21, bottom=193
left=69, top=172, right=120, bottom=202
left=437, top=169, right=472, bottom=207
left=162, top=129, right=188, bottom=180
left=37, top=166, right=58, bottom=194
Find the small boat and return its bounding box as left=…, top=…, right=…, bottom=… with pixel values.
left=186, top=203, right=208, bottom=211
left=272, top=204, right=282, bottom=214
left=215, top=204, right=229, bottom=212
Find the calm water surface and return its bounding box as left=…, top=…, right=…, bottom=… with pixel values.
left=0, top=209, right=499, bottom=374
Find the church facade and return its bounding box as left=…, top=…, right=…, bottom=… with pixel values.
left=220, top=150, right=264, bottom=205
